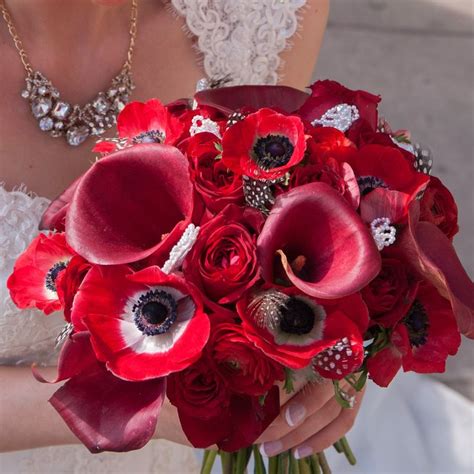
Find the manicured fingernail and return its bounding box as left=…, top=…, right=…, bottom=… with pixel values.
left=294, top=445, right=313, bottom=459
left=285, top=402, right=306, bottom=427
left=260, top=440, right=283, bottom=457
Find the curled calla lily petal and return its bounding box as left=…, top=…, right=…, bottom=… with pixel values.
left=65, top=144, right=194, bottom=265
left=257, top=182, right=381, bottom=299
left=194, top=85, right=309, bottom=115
left=399, top=202, right=474, bottom=338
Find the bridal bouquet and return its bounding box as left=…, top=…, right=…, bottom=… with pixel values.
left=8, top=80, right=473, bottom=474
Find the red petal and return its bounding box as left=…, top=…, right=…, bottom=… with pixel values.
left=194, top=85, right=309, bottom=115
left=366, top=345, right=402, bottom=387
left=65, top=144, right=193, bottom=265
left=399, top=202, right=474, bottom=338
left=257, top=183, right=381, bottom=299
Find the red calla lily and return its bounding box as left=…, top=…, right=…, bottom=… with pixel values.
left=257, top=182, right=381, bottom=299
left=65, top=144, right=194, bottom=265
left=399, top=201, right=474, bottom=338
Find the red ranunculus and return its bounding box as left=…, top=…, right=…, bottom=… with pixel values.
left=210, top=319, right=285, bottom=396
left=180, top=132, right=244, bottom=213
left=183, top=204, right=263, bottom=305
left=72, top=265, right=210, bottom=381
left=361, top=256, right=419, bottom=328
left=298, top=80, right=381, bottom=131
left=238, top=287, right=368, bottom=378
left=7, top=232, right=76, bottom=315
left=419, top=176, right=459, bottom=240
left=257, top=182, right=381, bottom=299
left=367, top=283, right=461, bottom=387
left=222, top=108, right=306, bottom=180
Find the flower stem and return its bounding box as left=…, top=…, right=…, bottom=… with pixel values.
left=278, top=451, right=290, bottom=474
left=289, top=453, right=300, bottom=474
left=317, top=452, right=331, bottom=474
left=309, top=455, right=321, bottom=474
left=200, top=449, right=218, bottom=474
left=332, top=441, right=343, bottom=454
left=253, top=445, right=267, bottom=474
left=269, top=455, right=278, bottom=474
left=234, top=448, right=249, bottom=474
left=298, top=458, right=311, bottom=474
left=221, top=451, right=233, bottom=474
left=339, top=437, right=357, bottom=465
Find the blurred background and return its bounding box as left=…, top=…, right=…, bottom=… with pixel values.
left=313, top=0, right=473, bottom=401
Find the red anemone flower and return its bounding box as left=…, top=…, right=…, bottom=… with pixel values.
left=7, top=232, right=76, bottom=315
left=222, top=108, right=306, bottom=180
left=65, top=144, right=194, bottom=265
left=71, top=265, right=210, bottom=381
left=257, top=182, right=381, bottom=299
left=367, top=283, right=461, bottom=387
left=238, top=287, right=368, bottom=378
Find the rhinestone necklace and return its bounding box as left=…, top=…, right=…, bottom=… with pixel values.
left=0, top=0, right=138, bottom=147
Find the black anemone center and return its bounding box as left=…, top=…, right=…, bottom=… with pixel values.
left=403, top=299, right=429, bottom=347
left=132, top=129, right=165, bottom=144
left=253, top=134, right=294, bottom=171
left=357, top=176, right=389, bottom=196
left=133, top=289, right=177, bottom=336
left=45, top=261, right=68, bottom=293
left=279, top=297, right=315, bottom=335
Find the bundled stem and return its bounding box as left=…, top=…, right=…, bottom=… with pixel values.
left=201, top=449, right=218, bottom=474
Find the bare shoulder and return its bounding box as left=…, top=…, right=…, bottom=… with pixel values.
left=278, top=0, right=330, bottom=90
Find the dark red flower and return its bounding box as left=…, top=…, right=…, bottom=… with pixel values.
left=210, top=320, right=285, bottom=396
left=72, top=265, right=210, bottom=381
left=238, top=287, right=368, bottom=378
left=7, top=233, right=76, bottom=315
left=399, top=202, right=474, bottom=338
left=180, top=132, right=244, bottom=213
left=65, top=144, right=194, bottom=265
left=361, top=256, right=419, bottom=328
left=34, top=332, right=166, bottom=453
left=419, top=176, right=459, bottom=240
left=298, top=80, right=381, bottom=131
left=92, top=99, right=183, bottom=153
left=167, top=352, right=280, bottom=451
left=257, top=182, right=381, bottom=299
left=183, top=204, right=263, bottom=305
left=368, top=283, right=461, bottom=387
left=222, top=108, right=306, bottom=180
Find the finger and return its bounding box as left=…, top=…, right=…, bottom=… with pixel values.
left=292, top=387, right=365, bottom=459
left=260, top=394, right=343, bottom=457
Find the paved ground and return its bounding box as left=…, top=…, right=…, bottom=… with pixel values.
left=313, top=0, right=473, bottom=398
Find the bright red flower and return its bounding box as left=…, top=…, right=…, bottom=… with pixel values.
left=298, top=80, right=381, bottom=131
left=72, top=265, right=210, bottom=381
left=419, top=176, right=459, bottom=240
left=180, top=132, right=244, bottom=213
left=367, top=283, right=461, bottom=387
left=92, top=99, right=183, bottom=153
left=222, top=108, right=306, bottom=180
left=257, top=182, right=381, bottom=299
left=7, top=233, right=76, bottom=315
left=65, top=144, right=194, bottom=265
left=183, top=204, right=263, bottom=305
left=210, top=320, right=285, bottom=396
left=238, top=287, right=368, bottom=378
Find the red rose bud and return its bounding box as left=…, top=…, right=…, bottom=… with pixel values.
left=65, top=144, right=194, bottom=265
left=222, top=108, right=306, bottom=181
left=419, top=176, right=459, bottom=240
left=7, top=232, right=76, bottom=315
left=257, top=182, right=381, bottom=299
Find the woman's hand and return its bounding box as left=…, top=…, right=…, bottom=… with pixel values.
left=256, top=377, right=365, bottom=459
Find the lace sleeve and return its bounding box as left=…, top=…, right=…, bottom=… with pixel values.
left=170, top=0, right=306, bottom=85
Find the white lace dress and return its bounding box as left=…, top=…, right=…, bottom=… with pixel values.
left=0, top=2, right=306, bottom=473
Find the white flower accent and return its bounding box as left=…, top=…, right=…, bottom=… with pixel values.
left=370, top=217, right=397, bottom=251
left=161, top=224, right=200, bottom=274
left=311, top=103, right=360, bottom=132
left=189, top=115, right=222, bottom=139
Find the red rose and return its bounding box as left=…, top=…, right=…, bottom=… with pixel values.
left=181, top=132, right=244, bottom=214
left=419, top=176, right=459, bottom=240
left=183, top=204, right=263, bottom=305
left=361, top=257, right=419, bottom=328
left=222, top=108, right=306, bottom=180
left=210, top=320, right=285, bottom=396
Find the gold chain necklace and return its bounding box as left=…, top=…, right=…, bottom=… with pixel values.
left=0, top=0, right=138, bottom=147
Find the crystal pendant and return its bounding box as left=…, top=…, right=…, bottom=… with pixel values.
left=66, top=126, right=89, bottom=146
left=52, top=101, right=71, bottom=120
left=39, top=117, right=54, bottom=131
left=93, top=97, right=110, bottom=114
left=31, top=97, right=52, bottom=118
